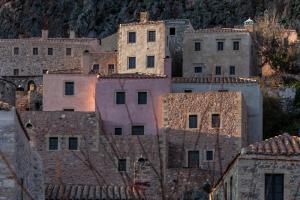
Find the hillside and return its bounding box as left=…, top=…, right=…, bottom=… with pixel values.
left=0, top=0, right=299, bottom=38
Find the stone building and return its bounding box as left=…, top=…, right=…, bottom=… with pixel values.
left=171, top=77, right=262, bottom=144
left=43, top=69, right=97, bottom=112
left=163, top=91, right=248, bottom=199
left=118, top=12, right=192, bottom=76
left=0, top=108, right=44, bottom=200
left=182, top=26, right=254, bottom=77
left=210, top=133, right=300, bottom=200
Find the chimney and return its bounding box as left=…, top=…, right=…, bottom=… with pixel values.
left=69, top=30, right=76, bottom=39
left=140, top=12, right=149, bottom=23
left=42, top=29, right=48, bottom=40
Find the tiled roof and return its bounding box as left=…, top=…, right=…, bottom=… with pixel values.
left=243, top=133, right=300, bottom=156
left=120, top=20, right=164, bottom=26
left=98, top=72, right=167, bottom=79
left=172, top=76, right=258, bottom=84
left=186, top=28, right=249, bottom=33
left=47, top=68, right=83, bottom=74
left=45, top=184, right=145, bottom=200
left=0, top=37, right=98, bottom=43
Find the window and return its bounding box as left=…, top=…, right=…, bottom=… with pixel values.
left=147, top=56, right=155, bottom=68
left=194, top=66, right=202, bottom=73
left=13, top=47, right=19, bottom=55
left=116, top=92, right=125, bottom=104
left=265, top=174, right=284, bottom=200
left=33, top=47, right=38, bottom=55
left=108, top=64, right=115, bottom=74
left=132, top=125, right=144, bottom=135
left=68, top=137, right=79, bottom=150
left=205, top=150, right=214, bottom=161
left=63, top=108, right=74, bottom=111
left=43, top=69, right=48, bottom=74
left=115, top=128, right=122, bottom=135
left=48, top=48, right=53, bottom=55
left=128, top=57, right=136, bottom=69
left=211, top=114, right=220, bottom=128
left=118, top=159, right=127, bottom=172
left=48, top=137, right=58, bottom=150
left=230, top=66, right=235, bottom=75
left=215, top=66, right=221, bottom=75
left=188, top=151, right=199, bottom=168
left=170, top=27, right=176, bottom=35
left=148, top=31, right=156, bottom=42
left=128, top=32, right=136, bottom=43
left=64, top=81, right=74, bottom=96
left=188, top=115, right=198, bottom=129
left=184, top=89, right=192, bottom=93
left=233, top=41, right=239, bottom=50
left=13, top=69, right=19, bottom=76
left=230, top=176, right=233, bottom=200
left=217, top=41, right=224, bottom=51
left=195, top=42, right=201, bottom=51
left=92, top=64, right=100, bottom=73
left=66, top=48, right=72, bottom=56
left=138, top=92, right=147, bottom=104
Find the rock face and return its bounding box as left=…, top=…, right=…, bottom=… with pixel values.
left=0, top=0, right=298, bottom=39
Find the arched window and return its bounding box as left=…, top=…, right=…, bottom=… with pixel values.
left=27, top=80, right=36, bottom=91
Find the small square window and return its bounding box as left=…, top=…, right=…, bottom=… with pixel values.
left=138, top=92, right=147, bottom=104
left=108, top=64, right=115, bottom=74
left=194, top=66, right=202, bottom=73
left=128, top=32, right=136, bottom=43
left=184, top=89, right=192, bottom=93
left=132, top=125, right=144, bottom=135
left=188, top=151, right=199, bottom=168
left=92, top=64, right=100, bottom=73
left=206, top=150, right=214, bottom=161
left=65, top=81, right=74, bottom=95
left=48, top=48, right=53, bottom=55
left=217, top=42, right=224, bottom=51
left=68, top=137, right=79, bottom=150
left=195, top=42, right=201, bottom=51
left=128, top=57, right=136, bottom=69
left=43, top=69, right=48, bottom=74
left=211, top=114, right=220, bottom=128
left=189, top=115, right=198, bottom=129
left=230, top=66, right=235, bottom=75
left=115, top=128, right=122, bottom=135
left=13, top=69, right=19, bottom=76
left=33, top=47, right=38, bottom=55
left=148, top=31, right=156, bottom=42
left=66, top=48, right=72, bottom=56
left=170, top=27, right=176, bottom=36
left=118, top=159, right=127, bottom=172
left=116, top=92, right=125, bottom=104
left=63, top=108, right=74, bottom=111
left=233, top=41, right=239, bottom=50
left=49, top=137, right=58, bottom=150
left=215, top=66, right=221, bottom=75
left=14, top=47, right=19, bottom=55
left=147, top=56, right=155, bottom=68
left=265, top=174, right=284, bottom=200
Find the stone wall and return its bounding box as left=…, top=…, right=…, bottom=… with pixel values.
left=0, top=79, right=15, bottom=106
left=0, top=109, right=44, bottom=200
left=183, top=29, right=253, bottom=77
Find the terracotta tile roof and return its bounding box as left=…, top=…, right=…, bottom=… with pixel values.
left=45, top=184, right=145, bottom=200
left=186, top=28, right=249, bottom=33
left=120, top=20, right=164, bottom=26
left=98, top=72, right=167, bottom=79
left=0, top=37, right=98, bottom=43
left=47, top=68, right=83, bottom=74
left=172, top=76, right=258, bottom=84
left=243, top=133, right=300, bottom=156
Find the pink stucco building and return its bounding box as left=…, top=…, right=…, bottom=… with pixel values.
left=96, top=73, right=171, bottom=135
left=43, top=69, right=97, bottom=111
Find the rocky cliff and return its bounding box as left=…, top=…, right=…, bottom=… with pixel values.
left=0, top=0, right=299, bottom=39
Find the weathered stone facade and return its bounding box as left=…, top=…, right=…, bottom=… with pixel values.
left=0, top=109, right=44, bottom=200
left=211, top=133, right=300, bottom=200
left=0, top=78, right=16, bottom=106
left=183, top=28, right=254, bottom=77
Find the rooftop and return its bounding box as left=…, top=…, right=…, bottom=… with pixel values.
left=242, top=133, right=300, bottom=156
left=98, top=72, right=167, bottom=79
left=186, top=28, right=249, bottom=33
left=45, top=184, right=145, bottom=200
left=47, top=68, right=83, bottom=74
left=172, top=76, right=258, bottom=84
